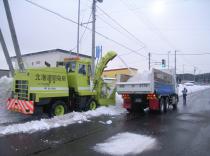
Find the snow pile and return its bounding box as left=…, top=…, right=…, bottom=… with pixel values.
left=106, top=120, right=112, bottom=125
left=0, top=77, right=25, bottom=125
left=94, top=132, right=156, bottom=156
left=178, top=84, right=210, bottom=96
left=0, top=76, right=13, bottom=105
left=0, top=94, right=125, bottom=135
left=99, top=120, right=113, bottom=125
left=128, top=71, right=151, bottom=83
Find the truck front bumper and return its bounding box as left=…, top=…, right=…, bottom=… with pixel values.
left=7, top=98, right=34, bottom=114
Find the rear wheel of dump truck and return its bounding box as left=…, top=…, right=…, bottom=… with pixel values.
left=126, top=108, right=132, bottom=113
left=49, top=101, right=68, bottom=117
left=159, top=97, right=166, bottom=113
left=87, top=99, right=97, bottom=111
left=165, top=97, right=169, bottom=112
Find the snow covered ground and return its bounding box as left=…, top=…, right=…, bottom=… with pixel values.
left=93, top=132, right=157, bottom=156
left=0, top=76, right=210, bottom=135
left=0, top=94, right=125, bottom=135
left=0, top=76, right=125, bottom=135
left=178, top=84, right=210, bottom=96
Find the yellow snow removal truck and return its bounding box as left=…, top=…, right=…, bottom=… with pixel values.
left=7, top=51, right=117, bottom=116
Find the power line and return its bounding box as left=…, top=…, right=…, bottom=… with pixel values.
left=71, top=12, right=92, bottom=51
left=151, top=52, right=210, bottom=55
left=96, top=5, right=146, bottom=49
left=24, top=0, right=151, bottom=60
left=97, top=16, right=134, bottom=42
left=96, top=6, right=159, bottom=61
left=96, top=9, right=153, bottom=60
left=119, top=0, right=177, bottom=50
left=25, top=0, right=78, bottom=25
left=97, top=15, right=150, bottom=58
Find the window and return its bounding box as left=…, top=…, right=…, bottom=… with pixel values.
left=79, top=64, right=86, bottom=75
left=36, top=61, right=41, bottom=64
left=65, top=62, right=76, bottom=73
left=56, top=61, right=64, bottom=67
left=88, top=65, right=91, bottom=76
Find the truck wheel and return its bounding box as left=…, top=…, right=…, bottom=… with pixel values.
left=126, top=108, right=132, bottom=113
left=159, top=98, right=166, bottom=113
left=87, top=99, right=97, bottom=111
left=165, top=98, right=169, bottom=113
left=50, top=101, right=67, bottom=117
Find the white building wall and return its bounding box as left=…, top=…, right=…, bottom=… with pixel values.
left=11, top=51, right=87, bottom=69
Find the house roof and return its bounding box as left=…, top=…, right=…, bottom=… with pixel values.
left=104, top=68, right=138, bottom=72
left=0, top=69, right=10, bottom=71
left=10, top=49, right=91, bottom=59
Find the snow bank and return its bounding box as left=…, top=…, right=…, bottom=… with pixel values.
left=0, top=76, right=13, bottom=104
left=99, top=120, right=113, bottom=125
left=0, top=94, right=125, bottom=135
left=178, top=84, right=210, bottom=96
left=0, top=77, right=26, bottom=125
left=94, top=132, right=156, bottom=156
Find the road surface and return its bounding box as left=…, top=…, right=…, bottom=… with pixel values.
left=0, top=88, right=210, bottom=156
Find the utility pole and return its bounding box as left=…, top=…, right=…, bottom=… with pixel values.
left=174, top=50, right=177, bottom=83
left=91, top=0, right=96, bottom=77
left=3, top=0, right=25, bottom=71
left=168, top=51, right=170, bottom=69
left=183, top=64, right=185, bottom=81
left=77, top=0, right=81, bottom=56
left=148, top=52, right=151, bottom=70
left=175, top=50, right=176, bottom=76
left=194, top=66, right=196, bottom=82
left=0, top=28, right=14, bottom=76
left=91, top=0, right=103, bottom=77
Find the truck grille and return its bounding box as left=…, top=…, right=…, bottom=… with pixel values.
left=15, top=80, right=28, bottom=100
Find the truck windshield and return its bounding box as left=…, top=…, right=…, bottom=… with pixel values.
left=65, top=62, right=76, bottom=73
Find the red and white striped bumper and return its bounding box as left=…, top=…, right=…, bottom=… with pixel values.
left=7, top=98, right=34, bottom=114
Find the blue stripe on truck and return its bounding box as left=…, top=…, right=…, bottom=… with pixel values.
left=154, top=82, right=175, bottom=95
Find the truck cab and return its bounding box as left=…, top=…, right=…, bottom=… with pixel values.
left=63, top=58, right=95, bottom=96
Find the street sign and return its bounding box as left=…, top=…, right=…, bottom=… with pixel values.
left=96, top=46, right=102, bottom=58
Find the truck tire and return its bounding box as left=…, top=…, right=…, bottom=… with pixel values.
left=87, top=99, right=97, bottom=111
left=172, top=96, right=178, bottom=110
left=165, top=97, right=169, bottom=113
left=126, top=108, right=131, bottom=112
left=49, top=101, right=67, bottom=117
left=159, top=98, right=167, bottom=113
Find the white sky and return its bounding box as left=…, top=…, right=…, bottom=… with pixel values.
left=0, top=0, right=210, bottom=74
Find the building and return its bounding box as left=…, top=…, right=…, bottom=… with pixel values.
left=102, top=68, right=138, bottom=78
left=0, top=69, right=10, bottom=78
left=10, top=49, right=91, bottom=69
left=177, top=73, right=210, bottom=84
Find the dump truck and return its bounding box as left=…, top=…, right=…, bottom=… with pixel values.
left=7, top=51, right=117, bottom=116
left=116, top=68, right=179, bottom=113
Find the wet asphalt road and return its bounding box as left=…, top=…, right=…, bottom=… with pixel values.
left=1, top=88, right=210, bottom=156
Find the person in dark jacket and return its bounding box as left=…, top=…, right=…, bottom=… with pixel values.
left=182, top=87, right=188, bottom=104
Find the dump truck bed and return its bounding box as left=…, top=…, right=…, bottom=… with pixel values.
left=117, top=68, right=177, bottom=95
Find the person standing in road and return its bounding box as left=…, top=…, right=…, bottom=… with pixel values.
left=182, top=87, right=188, bottom=104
